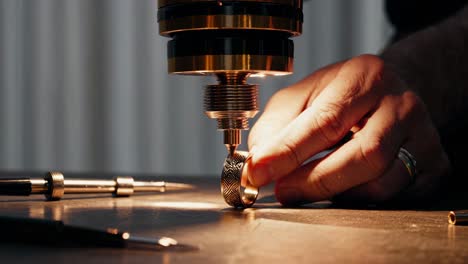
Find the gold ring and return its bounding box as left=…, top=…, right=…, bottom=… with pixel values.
left=398, top=147, right=417, bottom=183
left=221, top=151, right=259, bottom=208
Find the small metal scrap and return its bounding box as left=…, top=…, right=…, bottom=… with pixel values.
left=0, top=171, right=194, bottom=201
left=448, top=211, right=468, bottom=225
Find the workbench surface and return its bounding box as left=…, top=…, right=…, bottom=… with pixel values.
left=0, top=175, right=466, bottom=263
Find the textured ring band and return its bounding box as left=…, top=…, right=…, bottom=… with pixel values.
left=398, top=147, right=417, bottom=182
left=221, top=151, right=259, bottom=208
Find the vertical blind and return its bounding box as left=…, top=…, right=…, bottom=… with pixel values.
left=0, top=0, right=392, bottom=176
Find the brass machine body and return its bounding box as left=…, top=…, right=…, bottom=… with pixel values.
left=157, top=0, right=303, bottom=153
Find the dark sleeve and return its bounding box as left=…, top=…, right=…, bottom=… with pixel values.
left=386, top=0, right=467, bottom=39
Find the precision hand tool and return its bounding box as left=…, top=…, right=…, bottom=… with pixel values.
left=0, top=171, right=194, bottom=200
left=0, top=216, right=198, bottom=251
left=157, top=0, right=304, bottom=154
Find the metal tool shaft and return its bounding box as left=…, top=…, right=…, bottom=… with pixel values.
left=448, top=211, right=468, bottom=225
left=0, top=171, right=194, bottom=201
left=0, top=216, right=198, bottom=251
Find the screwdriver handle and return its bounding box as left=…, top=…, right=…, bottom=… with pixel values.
left=0, top=178, right=32, bottom=196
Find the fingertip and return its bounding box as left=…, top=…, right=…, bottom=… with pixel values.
left=275, top=182, right=304, bottom=207
left=246, top=160, right=273, bottom=187
left=249, top=145, right=258, bottom=155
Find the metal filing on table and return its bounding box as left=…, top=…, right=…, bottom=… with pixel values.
left=0, top=171, right=194, bottom=200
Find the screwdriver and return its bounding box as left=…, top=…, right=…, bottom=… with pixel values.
left=0, top=215, right=198, bottom=251
left=0, top=172, right=194, bottom=200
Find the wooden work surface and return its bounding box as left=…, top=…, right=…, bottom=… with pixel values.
left=0, top=175, right=467, bottom=263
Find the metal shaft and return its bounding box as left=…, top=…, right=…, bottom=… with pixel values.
left=0, top=172, right=194, bottom=201
left=204, top=73, right=259, bottom=154
left=0, top=215, right=198, bottom=251
left=448, top=211, right=468, bottom=225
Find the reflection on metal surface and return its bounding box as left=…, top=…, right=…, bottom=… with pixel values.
left=25, top=198, right=223, bottom=219
left=30, top=179, right=48, bottom=193
left=158, top=0, right=301, bottom=9
left=63, top=179, right=116, bottom=193
left=168, top=55, right=293, bottom=75
left=158, top=237, right=179, bottom=247
left=28, top=205, right=65, bottom=221
left=159, top=15, right=302, bottom=36
left=243, top=208, right=256, bottom=222
left=150, top=201, right=222, bottom=210
left=158, top=0, right=302, bottom=36
left=107, top=228, right=120, bottom=235
left=46, top=171, right=65, bottom=201
left=122, top=232, right=131, bottom=240
left=114, top=176, right=135, bottom=196
left=162, top=253, right=171, bottom=264
left=51, top=206, right=63, bottom=221
left=28, top=207, right=45, bottom=219
left=220, top=208, right=256, bottom=223
left=447, top=224, right=456, bottom=245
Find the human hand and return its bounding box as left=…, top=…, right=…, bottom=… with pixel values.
left=245, top=54, right=451, bottom=205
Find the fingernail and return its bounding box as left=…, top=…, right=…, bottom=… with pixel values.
left=249, top=145, right=258, bottom=155
left=276, top=186, right=303, bottom=207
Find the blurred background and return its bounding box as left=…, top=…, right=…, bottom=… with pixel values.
left=0, top=0, right=392, bottom=176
